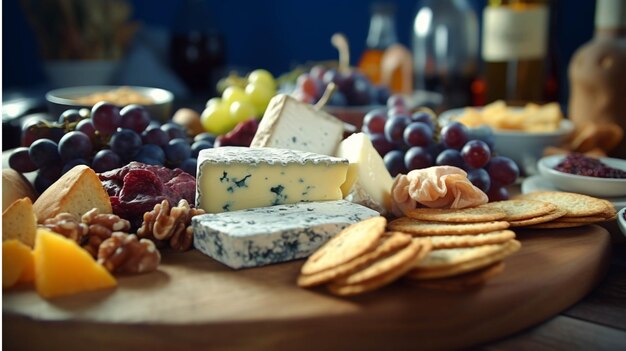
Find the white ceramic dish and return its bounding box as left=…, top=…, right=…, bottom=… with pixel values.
left=522, top=175, right=626, bottom=210
left=439, top=108, right=574, bottom=176
left=537, top=155, right=626, bottom=197
left=618, top=207, right=626, bottom=237
left=46, top=85, right=174, bottom=122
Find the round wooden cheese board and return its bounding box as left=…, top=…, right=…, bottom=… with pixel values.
left=3, top=225, right=611, bottom=351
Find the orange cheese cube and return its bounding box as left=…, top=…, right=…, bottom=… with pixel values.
left=2, top=239, right=34, bottom=288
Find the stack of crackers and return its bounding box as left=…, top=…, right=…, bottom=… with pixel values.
left=297, top=191, right=616, bottom=296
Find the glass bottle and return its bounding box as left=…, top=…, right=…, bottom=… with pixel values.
left=568, top=0, right=626, bottom=158
left=481, top=0, right=549, bottom=105
left=170, top=0, right=225, bottom=95
left=412, top=0, right=479, bottom=109
left=358, top=3, right=398, bottom=86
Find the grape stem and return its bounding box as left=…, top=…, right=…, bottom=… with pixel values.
left=314, top=82, right=337, bottom=110
left=331, top=33, right=350, bottom=74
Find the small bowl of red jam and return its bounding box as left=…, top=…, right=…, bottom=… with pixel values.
left=538, top=153, right=626, bottom=197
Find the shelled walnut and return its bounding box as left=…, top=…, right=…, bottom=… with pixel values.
left=98, top=232, right=161, bottom=274
left=41, top=213, right=88, bottom=242
left=137, top=199, right=205, bottom=251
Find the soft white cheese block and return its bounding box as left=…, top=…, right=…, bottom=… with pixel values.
left=336, top=133, right=394, bottom=214
left=250, top=94, right=345, bottom=155
left=196, top=147, right=349, bottom=213
left=192, top=200, right=380, bottom=269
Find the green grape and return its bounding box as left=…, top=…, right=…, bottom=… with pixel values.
left=247, top=69, right=276, bottom=90
left=206, top=97, right=223, bottom=108
left=245, top=82, right=274, bottom=116
left=201, top=103, right=235, bottom=135
left=229, top=100, right=257, bottom=123
left=222, top=86, right=250, bottom=107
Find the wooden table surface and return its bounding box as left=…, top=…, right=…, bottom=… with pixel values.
left=479, top=223, right=626, bottom=350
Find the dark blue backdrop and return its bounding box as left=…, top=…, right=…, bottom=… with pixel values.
left=3, top=0, right=594, bottom=105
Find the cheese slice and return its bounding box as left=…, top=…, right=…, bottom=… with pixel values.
left=336, top=133, right=394, bottom=214
left=192, top=200, right=379, bottom=269
left=250, top=94, right=345, bottom=155
left=196, top=147, right=349, bottom=213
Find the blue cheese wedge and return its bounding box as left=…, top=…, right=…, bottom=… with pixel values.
left=250, top=94, right=345, bottom=155
left=196, top=147, right=349, bottom=213
left=336, top=133, right=393, bottom=215
left=192, top=200, right=380, bottom=269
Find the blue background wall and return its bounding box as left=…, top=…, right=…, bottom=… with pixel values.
left=3, top=0, right=594, bottom=105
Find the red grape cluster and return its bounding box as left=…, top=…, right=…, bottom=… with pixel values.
left=362, top=95, right=520, bottom=201
left=9, top=102, right=215, bottom=193
left=291, top=65, right=391, bottom=106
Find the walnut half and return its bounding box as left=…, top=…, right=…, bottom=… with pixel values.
left=97, top=232, right=161, bottom=274
left=137, top=199, right=205, bottom=251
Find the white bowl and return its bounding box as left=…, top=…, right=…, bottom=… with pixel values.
left=618, top=207, right=626, bottom=237
left=439, top=108, right=574, bottom=175
left=537, top=155, right=626, bottom=197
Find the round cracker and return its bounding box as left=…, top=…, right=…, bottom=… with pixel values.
left=405, top=206, right=506, bottom=223
left=326, top=239, right=432, bottom=296
left=300, top=216, right=386, bottom=276
left=481, top=199, right=557, bottom=221
left=297, top=231, right=411, bottom=288
left=388, top=217, right=510, bottom=236
left=508, top=208, right=567, bottom=227
left=526, top=221, right=587, bottom=229
left=516, top=191, right=609, bottom=218
left=407, top=240, right=520, bottom=279
left=427, top=230, right=516, bottom=249
left=410, top=262, right=505, bottom=291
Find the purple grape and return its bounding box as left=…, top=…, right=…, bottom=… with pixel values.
left=120, top=105, right=151, bottom=133
left=194, top=132, right=217, bottom=144
left=404, top=146, right=433, bottom=170
left=387, top=94, right=406, bottom=109
left=58, top=109, right=82, bottom=124
left=383, top=150, right=407, bottom=177
left=142, top=127, right=170, bottom=147
left=161, top=122, right=187, bottom=140
left=441, top=122, right=469, bottom=150
left=9, top=147, right=38, bottom=173
left=435, top=149, right=465, bottom=169
left=403, top=122, right=433, bottom=147
left=467, top=126, right=495, bottom=151
left=347, top=74, right=372, bottom=106
left=110, top=129, right=142, bottom=159
left=92, top=149, right=122, bottom=173
left=76, top=119, right=97, bottom=140
left=164, top=138, right=192, bottom=166
left=487, top=156, right=519, bottom=186
left=62, top=159, right=88, bottom=174
left=327, top=90, right=347, bottom=106
left=363, top=108, right=388, bottom=134
left=369, top=133, right=394, bottom=157
left=28, top=139, right=61, bottom=168
left=91, top=101, right=121, bottom=136
left=191, top=140, right=213, bottom=158
left=411, top=112, right=435, bottom=130
left=309, top=65, right=327, bottom=80
left=38, top=163, right=62, bottom=182
left=467, top=168, right=491, bottom=192
left=387, top=106, right=408, bottom=118
left=58, top=131, right=93, bottom=162
left=34, top=173, right=55, bottom=194
left=461, top=140, right=491, bottom=169
left=384, top=115, right=410, bottom=144
left=180, top=158, right=198, bottom=177
left=487, top=186, right=509, bottom=202
left=135, top=144, right=166, bottom=165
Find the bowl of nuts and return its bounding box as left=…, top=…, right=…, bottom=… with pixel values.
left=46, top=85, right=174, bottom=122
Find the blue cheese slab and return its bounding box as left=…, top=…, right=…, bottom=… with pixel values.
left=192, top=200, right=380, bottom=269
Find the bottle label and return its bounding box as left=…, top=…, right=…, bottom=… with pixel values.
left=482, top=5, right=549, bottom=61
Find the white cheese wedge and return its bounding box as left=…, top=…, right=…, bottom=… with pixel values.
left=192, top=200, right=380, bottom=269
left=196, top=147, right=349, bottom=213
left=250, top=94, right=345, bottom=155
left=336, top=133, right=393, bottom=214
